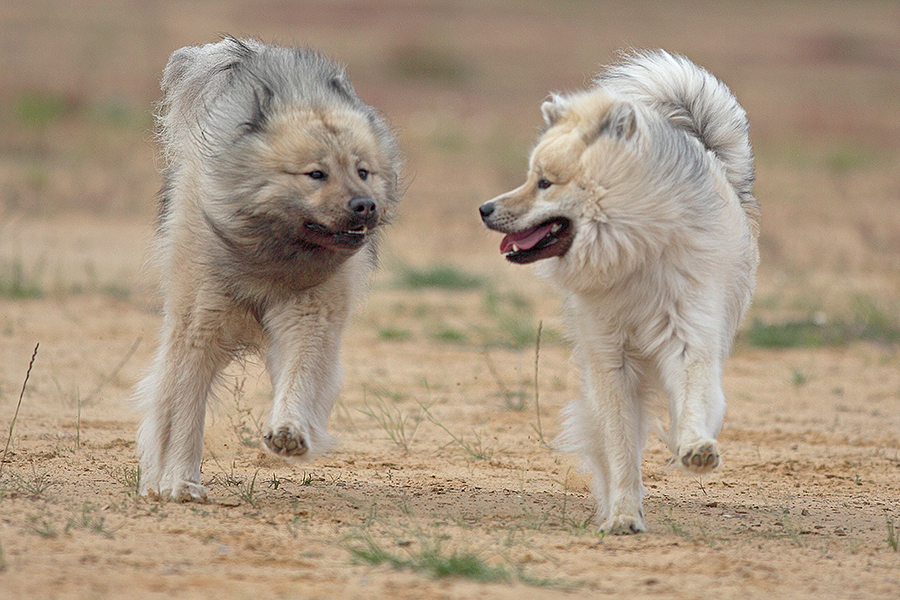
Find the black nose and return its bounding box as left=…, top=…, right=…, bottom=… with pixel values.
left=479, top=202, right=495, bottom=219
left=349, top=196, right=377, bottom=225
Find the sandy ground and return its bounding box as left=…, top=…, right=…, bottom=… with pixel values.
left=1, top=1, right=900, bottom=599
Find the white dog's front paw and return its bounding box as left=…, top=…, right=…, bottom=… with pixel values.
left=676, top=440, right=720, bottom=473
left=599, top=513, right=647, bottom=535
left=262, top=424, right=309, bottom=458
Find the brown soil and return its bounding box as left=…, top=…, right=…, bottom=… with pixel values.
left=1, top=1, right=899, bottom=599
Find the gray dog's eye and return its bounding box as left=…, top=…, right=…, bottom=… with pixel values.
left=306, top=170, right=327, bottom=181
left=357, top=168, right=369, bottom=181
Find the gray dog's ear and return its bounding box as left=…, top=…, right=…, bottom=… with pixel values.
left=541, top=94, right=569, bottom=128
left=158, top=38, right=260, bottom=161
left=583, top=101, right=639, bottom=145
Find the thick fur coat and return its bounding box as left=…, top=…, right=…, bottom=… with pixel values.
left=134, top=38, right=400, bottom=501
left=480, top=50, right=759, bottom=533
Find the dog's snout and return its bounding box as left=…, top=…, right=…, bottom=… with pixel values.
left=479, top=202, right=495, bottom=220
left=348, top=196, right=378, bottom=226
left=349, top=196, right=376, bottom=217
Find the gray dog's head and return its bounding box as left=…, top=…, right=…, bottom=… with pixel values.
left=157, top=37, right=401, bottom=290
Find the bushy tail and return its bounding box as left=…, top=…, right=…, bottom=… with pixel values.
left=597, top=50, right=759, bottom=230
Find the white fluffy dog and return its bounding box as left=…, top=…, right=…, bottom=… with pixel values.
left=480, top=50, right=759, bottom=533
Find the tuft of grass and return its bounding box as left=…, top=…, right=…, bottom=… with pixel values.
left=108, top=465, right=141, bottom=498
left=226, top=378, right=262, bottom=448
left=346, top=530, right=510, bottom=583
left=0, top=259, right=43, bottom=299
left=481, top=349, right=527, bottom=411
left=209, top=454, right=260, bottom=507
left=377, top=326, right=412, bottom=341
left=887, top=519, right=899, bottom=552
left=27, top=513, right=59, bottom=538
left=429, top=327, right=468, bottom=344
left=395, top=264, right=485, bottom=291
left=7, top=468, right=54, bottom=500
left=66, top=503, right=115, bottom=538
left=357, top=389, right=427, bottom=453
left=790, top=368, right=809, bottom=387
left=481, top=289, right=537, bottom=348
left=420, top=402, right=498, bottom=461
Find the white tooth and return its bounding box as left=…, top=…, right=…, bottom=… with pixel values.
left=512, top=244, right=520, bottom=252
left=550, top=223, right=561, bottom=233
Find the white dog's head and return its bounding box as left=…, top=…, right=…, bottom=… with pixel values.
left=480, top=89, right=700, bottom=291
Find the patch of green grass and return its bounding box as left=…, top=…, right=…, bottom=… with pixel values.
left=388, top=42, right=472, bottom=83
left=790, top=368, right=809, bottom=387
left=742, top=297, right=900, bottom=348
left=430, top=327, right=468, bottom=344
left=16, top=91, right=74, bottom=127
left=395, top=264, right=485, bottom=291
left=377, top=326, right=412, bottom=341
left=0, top=258, right=43, bottom=299
left=480, top=289, right=562, bottom=349
left=826, top=143, right=878, bottom=173
left=346, top=529, right=510, bottom=583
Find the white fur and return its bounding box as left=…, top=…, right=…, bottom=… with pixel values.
left=481, top=50, right=759, bottom=533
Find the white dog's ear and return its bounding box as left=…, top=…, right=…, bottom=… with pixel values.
left=541, top=94, right=569, bottom=127
left=584, top=101, right=639, bottom=145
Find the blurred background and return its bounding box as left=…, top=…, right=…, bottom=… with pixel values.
left=1, top=0, right=899, bottom=337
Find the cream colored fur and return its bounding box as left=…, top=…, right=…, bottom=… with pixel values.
left=480, top=50, right=759, bottom=534
left=134, top=38, right=400, bottom=502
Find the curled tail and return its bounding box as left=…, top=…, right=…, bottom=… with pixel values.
left=597, top=50, right=759, bottom=233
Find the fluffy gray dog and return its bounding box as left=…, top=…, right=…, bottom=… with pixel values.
left=134, top=37, right=401, bottom=502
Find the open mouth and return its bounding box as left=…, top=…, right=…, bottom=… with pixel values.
left=499, top=217, right=573, bottom=264
left=303, top=221, right=369, bottom=251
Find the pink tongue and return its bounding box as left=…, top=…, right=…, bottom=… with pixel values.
left=499, top=224, right=553, bottom=253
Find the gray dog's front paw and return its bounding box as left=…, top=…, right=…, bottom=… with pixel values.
left=262, top=425, right=309, bottom=457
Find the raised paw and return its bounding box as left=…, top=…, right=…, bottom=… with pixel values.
left=263, top=425, right=309, bottom=458
left=678, top=440, right=720, bottom=473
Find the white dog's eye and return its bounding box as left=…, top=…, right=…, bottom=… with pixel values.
left=537, top=178, right=552, bottom=190
left=357, top=168, right=369, bottom=181
left=306, top=170, right=328, bottom=181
